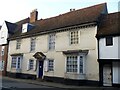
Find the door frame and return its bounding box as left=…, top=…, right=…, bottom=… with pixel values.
left=103, top=64, right=112, bottom=86
left=37, top=60, right=44, bottom=78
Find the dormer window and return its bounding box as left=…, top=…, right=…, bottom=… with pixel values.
left=22, top=23, right=34, bottom=33
left=22, top=23, right=28, bottom=33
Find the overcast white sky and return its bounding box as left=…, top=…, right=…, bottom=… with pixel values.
left=0, top=0, right=120, bottom=25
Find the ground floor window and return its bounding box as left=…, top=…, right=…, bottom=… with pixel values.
left=0, top=60, right=4, bottom=71
left=48, top=60, right=54, bottom=71
left=29, top=59, right=34, bottom=70
left=66, top=55, right=84, bottom=74
left=11, top=56, right=22, bottom=69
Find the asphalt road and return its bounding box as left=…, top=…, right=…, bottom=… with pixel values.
left=1, top=77, right=66, bottom=90
left=0, top=77, right=120, bottom=90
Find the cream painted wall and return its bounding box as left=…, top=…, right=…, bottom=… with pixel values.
left=44, top=51, right=66, bottom=78
left=7, top=25, right=99, bottom=81
left=56, top=27, right=97, bottom=51
left=86, top=50, right=99, bottom=80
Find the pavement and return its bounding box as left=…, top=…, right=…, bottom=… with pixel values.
left=1, top=76, right=120, bottom=90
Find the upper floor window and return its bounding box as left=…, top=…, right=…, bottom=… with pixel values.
left=16, top=39, right=21, bottom=49
left=30, top=37, right=36, bottom=52
left=49, top=34, right=55, bottom=50
left=106, top=37, right=113, bottom=46
left=70, top=31, right=79, bottom=44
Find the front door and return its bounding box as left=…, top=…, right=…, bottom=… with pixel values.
left=103, top=64, right=112, bottom=86
left=38, top=61, right=43, bottom=78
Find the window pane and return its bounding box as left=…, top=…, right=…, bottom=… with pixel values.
left=11, top=57, right=17, bottom=68
left=70, top=31, right=79, bottom=44
left=49, top=34, right=55, bottom=50
left=80, top=56, right=83, bottom=74
left=17, top=57, right=21, bottom=69
left=30, top=38, right=36, bottom=51
left=16, top=40, right=21, bottom=49
left=48, top=60, right=54, bottom=71
left=106, top=37, right=113, bottom=46
left=66, top=56, right=78, bottom=73
left=29, top=60, right=34, bottom=70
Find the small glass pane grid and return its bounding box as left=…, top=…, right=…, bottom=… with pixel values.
left=66, top=56, right=78, bottom=72
left=29, top=60, right=34, bottom=70
left=11, top=57, right=17, bottom=68
left=70, top=31, right=79, bottom=44
left=48, top=60, right=54, bottom=71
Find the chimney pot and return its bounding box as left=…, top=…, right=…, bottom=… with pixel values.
left=30, top=9, right=38, bottom=23
left=70, top=8, right=75, bottom=12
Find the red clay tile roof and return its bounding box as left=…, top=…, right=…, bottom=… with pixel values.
left=9, top=3, right=107, bottom=40
left=96, top=12, right=120, bottom=38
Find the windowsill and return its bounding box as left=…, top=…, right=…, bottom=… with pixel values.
left=106, top=45, right=113, bottom=47
left=48, top=49, right=55, bottom=52
left=48, top=49, right=55, bottom=51
left=27, top=69, right=34, bottom=71
left=64, top=72, right=86, bottom=79
left=30, top=51, right=35, bottom=53
left=66, top=72, right=85, bottom=75
left=11, top=68, right=22, bottom=72
left=16, top=49, right=20, bottom=50
left=48, top=71, right=54, bottom=72
left=70, top=43, right=79, bottom=46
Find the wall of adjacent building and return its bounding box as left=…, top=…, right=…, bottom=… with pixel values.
left=7, top=25, right=99, bottom=81
left=113, top=62, right=120, bottom=84
left=99, top=37, right=119, bottom=59
left=0, top=22, right=8, bottom=45
left=0, top=46, right=2, bottom=73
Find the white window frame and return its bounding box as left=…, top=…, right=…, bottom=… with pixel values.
left=11, top=56, right=22, bottom=69
left=66, top=55, right=85, bottom=74
left=30, top=37, right=36, bottom=52
left=48, top=34, right=55, bottom=50
left=29, top=59, right=34, bottom=70
left=16, top=39, right=21, bottom=49
left=70, top=30, right=79, bottom=44
left=27, top=59, right=36, bottom=71
left=48, top=59, right=54, bottom=71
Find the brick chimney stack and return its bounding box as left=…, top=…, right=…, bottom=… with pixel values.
left=30, top=9, right=38, bottom=23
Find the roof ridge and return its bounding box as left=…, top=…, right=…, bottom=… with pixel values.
left=9, top=2, right=107, bottom=40
left=36, top=2, right=107, bottom=22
